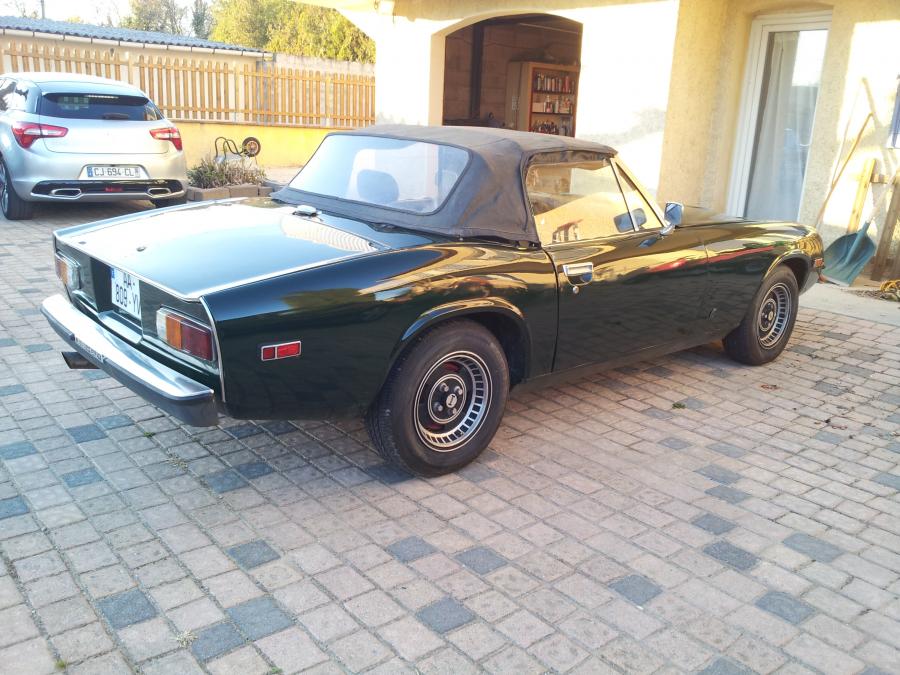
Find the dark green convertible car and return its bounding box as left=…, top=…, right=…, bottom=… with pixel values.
left=43, top=125, right=824, bottom=475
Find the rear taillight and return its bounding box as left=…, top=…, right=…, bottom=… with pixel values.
left=155, top=309, right=213, bottom=361
left=12, top=121, right=68, bottom=148
left=150, top=127, right=183, bottom=151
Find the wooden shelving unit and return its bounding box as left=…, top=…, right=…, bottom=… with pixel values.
left=505, top=61, right=579, bottom=137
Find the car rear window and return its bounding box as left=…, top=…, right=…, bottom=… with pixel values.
left=289, top=135, right=469, bottom=214
left=40, top=93, right=163, bottom=121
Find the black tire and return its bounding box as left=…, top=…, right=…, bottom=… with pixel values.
left=0, top=159, right=34, bottom=220
left=723, top=266, right=799, bottom=365
left=154, top=195, right=188, bottom=208
left=366, top=320, right=509, bottom=476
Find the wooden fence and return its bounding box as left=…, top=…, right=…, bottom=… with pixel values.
left=1, top=41, right=375, bottom=128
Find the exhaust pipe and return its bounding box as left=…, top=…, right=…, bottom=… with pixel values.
left=50, top=188, right=82, bottom=198
left=148, top=187, right=171, bottom=196
left=61, top=351, right=97, bottom=370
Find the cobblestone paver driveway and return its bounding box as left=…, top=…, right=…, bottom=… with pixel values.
left=1, top=204, right=899, bottom=675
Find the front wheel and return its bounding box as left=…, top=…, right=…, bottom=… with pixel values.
left=723, top=266, right=799, bottom=365
left=366, top=320, right=509, bottom=476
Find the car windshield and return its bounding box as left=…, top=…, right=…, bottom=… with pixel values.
left=288, top=135, right=469, bottom=214
left=40, top=93, right=163, bottom=121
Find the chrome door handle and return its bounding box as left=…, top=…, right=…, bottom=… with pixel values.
left=563, top=262, right=593, bottom=285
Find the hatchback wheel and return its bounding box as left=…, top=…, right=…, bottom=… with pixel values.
left=366, top=320, right=509, bottom=476
left=723, top=266, right=799, bottom=365
left=0, top=159, right=34, bottom=220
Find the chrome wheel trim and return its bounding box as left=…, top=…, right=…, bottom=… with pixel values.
left=414, top=350, right=492, bottom=452
left=757, top=282, right=791, bottom=349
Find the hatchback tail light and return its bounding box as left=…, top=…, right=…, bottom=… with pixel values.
left=150, top=127, right=183, bottom=151
left=12, top=121, right=68, bottom=148
left=156, top=309, right=214, bottom=361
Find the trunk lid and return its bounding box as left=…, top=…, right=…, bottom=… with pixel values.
left=40, top=118, right=170, bottom=155
left=55, top=198, right=433, bottom=299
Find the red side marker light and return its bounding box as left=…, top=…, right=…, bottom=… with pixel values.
left=261, top=341, right=301, bottom=361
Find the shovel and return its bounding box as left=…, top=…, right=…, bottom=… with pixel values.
left=821, top=220, right=877, bottom=286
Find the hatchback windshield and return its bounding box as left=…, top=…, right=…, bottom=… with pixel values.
left=289, top=135, right=469, bottom=214
left=40, top=93, right=163, bottom=121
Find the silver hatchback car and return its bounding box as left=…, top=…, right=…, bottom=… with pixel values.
left=0, top=72, right=188, bottom=220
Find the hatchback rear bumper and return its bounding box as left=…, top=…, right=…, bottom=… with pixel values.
left=30, top=179, right=186, bottom=202
left=41, top=294, right=219, bottom=427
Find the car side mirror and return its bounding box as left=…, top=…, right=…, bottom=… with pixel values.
left=662, top=202, right=683, bottom=236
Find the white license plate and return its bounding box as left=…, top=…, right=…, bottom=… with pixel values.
left=84, top=166, right=146, bottom=179
left=110, top=268, right=141, bottom=319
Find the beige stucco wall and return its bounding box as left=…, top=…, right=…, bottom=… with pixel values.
left=347, top=0, right=680, bottom=192
left=658, top=0, right=900, bottom=247
left=340, top=0, right=899, bottom=245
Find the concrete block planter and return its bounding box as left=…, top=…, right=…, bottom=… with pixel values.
left=186, top=185, right=270, bottom=202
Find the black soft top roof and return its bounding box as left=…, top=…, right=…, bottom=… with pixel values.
left=273, top=124, right=617, bottom=244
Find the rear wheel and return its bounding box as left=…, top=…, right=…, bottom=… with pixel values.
left=723, top=266, right=799, bottom=365
left=0, top=159, right=34, bottom=220
left=366, top=320, right=509, bottom=476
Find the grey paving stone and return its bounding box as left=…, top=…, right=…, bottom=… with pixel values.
left=66, top=424, right=107, bottom=443
left=692, top=513, right=736, bottom=535
left=25, top=343, right=52, bottom=353
left=703, top=541, right=758, bottom=571
left=62, top=469, right=103, bottom=488
left=661, top=437, right=690, bottom=450
left=98, top=588, right=157, bottom=629
left=814, top=381, right=849, bottom=396
left=96, top=415, right=132, bottom=430
left=705, top=485, right=750, bottom=503
left=696, top=465, right=742, bottom=485
left=82, top=370, right=107, bottom=381
left=416, top=597, right=475, bottom=634
left=783, top=533, right=843, bottom=562
left=755, top=590, right=815, bottom=624
left=259, top=420, right=296, bottom=435
left=0, top=338, right=14, bottom=347
left=642, top=407, right=673, bottom=420
left=203, top=470, right=248, bottom=494
left=0, top=496, right=29, bottom=520
left=224, top=424, right=261, bottom=439
left=386, top=536, right=436, bottom=563
left=814, top=430, right=842, bottom=444
left=458, top=464, right=498, bottom=482
left=698, top=657, right=756, bottom=675
left=609, top=574, right=662, bottom=606
left=455, top=547, right=507, bottom=575
left=367, top=463, right=414, bottom=484
left=234, top=461, right=273, bottom=480
left=227, top=540, right=279, bottom=570
left=226, top=596, right=292, bottom=640
left=190, top=621, right=244, bottom=662
left=0, top=441, right=37, bottom=460
left=872, top=472, right=900, bottom=491
left=0, top=384, right=25, bottom=396
left=708, top=442, right=746, bottom=458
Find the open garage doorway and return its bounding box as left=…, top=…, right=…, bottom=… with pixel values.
left=442, top=14, right=582, bottom=136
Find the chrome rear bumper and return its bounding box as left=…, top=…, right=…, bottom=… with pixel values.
left=41, top=294, right=219, bottom=427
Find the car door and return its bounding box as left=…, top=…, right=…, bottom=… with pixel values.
left=525, top=153, right=708, bottom=372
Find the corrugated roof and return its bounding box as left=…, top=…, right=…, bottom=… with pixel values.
left=0, top=15, right=264, bottom=53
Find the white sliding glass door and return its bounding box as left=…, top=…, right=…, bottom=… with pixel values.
left=728, top=13, right=830, bottom=221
